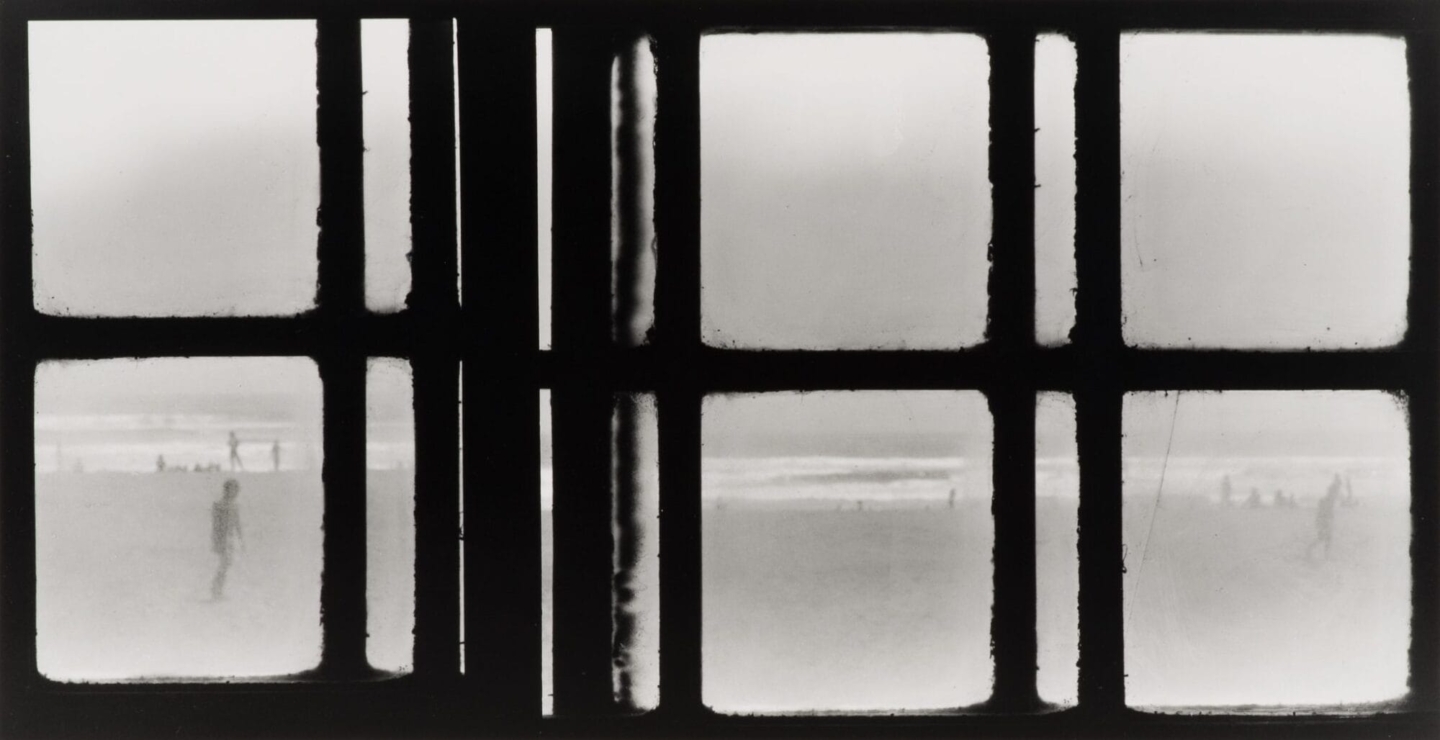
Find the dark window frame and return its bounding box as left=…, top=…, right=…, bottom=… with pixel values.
left=0, top=0, right=1435, bottom=738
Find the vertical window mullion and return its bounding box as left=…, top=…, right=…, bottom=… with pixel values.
left=408, top=18, right=462, bottom=681
left=651, top=27, right=705, bottom=714
left=548, top=27, right=617, bottom=716
left=315, top=18, right=370, bottom=678
left=986, top=29, right=1041, bottom=712
left=0, top=14, right=37, bottom=696
left=1071, top=28, right=1126, bottom=712
left=1404, top=30, right=1440, bottom=707
left=456, top=19, right=543, bottom=714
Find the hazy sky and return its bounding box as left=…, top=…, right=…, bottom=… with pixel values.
left=1121, top=33, right=1409, bottom=348
left=701, top=33, right=992, bottom=349
left=29, top=21, right=320, bottom=316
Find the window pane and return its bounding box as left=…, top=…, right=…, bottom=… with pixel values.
left=541, top=389, right=554, bottom=713
left=29, top=21, right=319, bottom=317
left=367, top=359, right=415, bottom=673
left=701, top=34, right=991, bottom=349
left=1123, top=391, right=1410, bottom=710
left=1035, top=34, right=1077, bottom=347
left=613, top=394, right=659, bottom=711
left=611, top=37, right=656, bottom=346
left=1036, top=392, right=1078, bottom=706
left=1120, top=35, right=1408, bottom=348
left=36, top=358, right=323, bottom=680
left=363, top=20, right=413, bottom=312
left=538, top=29, right=554, bottom=349
left=703, top=392, right=994, bottom=712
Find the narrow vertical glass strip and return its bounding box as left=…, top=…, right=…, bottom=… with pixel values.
left=538, top=29, right=554, bottom=349
left=453, top=19, right=463, bottom=299
left=1035, top=34, right=1077, bottom=346
left=1036, top=392, right=1078, bottom=706
left=612, top=393, right=659, bottom=710
left=611, top=37, right=656, bottom=346
left=366, top=359, right=416, bottom=673
left=361, top=20, right=412, bottom=312
left=541, top=389, right=555, bottom=713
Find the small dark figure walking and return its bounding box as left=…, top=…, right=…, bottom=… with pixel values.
left=210, top=478, right=244, bottom=601
left=1307, top=474, right=1343, bottom=560
left=228, top=431, right=244, bottom=472
left=156, top=454, right=166, bottom=473
left=948, top=487, right=957, bottom=510
left=271, top=440, right=281, bottom=472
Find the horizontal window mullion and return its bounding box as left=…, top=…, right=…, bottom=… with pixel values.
left=24, top=314, right=424, bottom=359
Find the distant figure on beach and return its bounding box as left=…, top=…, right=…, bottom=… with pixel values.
left=228, top=431, right=244, bottom=472
left=1221, top=475, right=1234, bottom=507
left=1307, top=474, right=1343, bottom=560
left=156, top=455, right=166, bottom=473
left=1272, top=488, right=1285, bottom=508
left=948, top=488, right=957, bottom=510
left=1245, top=487, right=1262, bottom=509
left=210, top=478, right=245, bottom=601
left=1342, top=474, right=1359, bottom=508
left=271, top=440, right=281, bottom=472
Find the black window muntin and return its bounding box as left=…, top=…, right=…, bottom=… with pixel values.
left=0, top=0, right=1435, bottom=738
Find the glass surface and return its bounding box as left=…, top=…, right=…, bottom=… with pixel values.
left=1035, top=34, right=1077, bottom=346
left=35, top=358, right=323, bottom=680
left=612, top=394, right=660, bottom=711
left=363, top=20, right=413, bottom=312
left=703, top=392, right=994, bottom=712
left=29, top=21, right=319, bottom=316
left=541, top=389, right=554, bottom=713
left=611, top=38, right=657, bottom=346
left=701, top=34, right=991, bottom=349
left=1123, top=391, right=1410, bottom=710
left=1120, top=34, right=1409, bottom=348
left=538, top=29, right=554, bottom=348
left=366, top=359, right=415, bottom=673
left=1036, top=392, right=1079, bottom=706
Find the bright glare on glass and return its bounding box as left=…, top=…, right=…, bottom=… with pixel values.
left=538, top=29, right=554, bottom=349
left=701, top=34, right=991, bottom=349
left=1120, top=34, right=1409, bottom=348
left=35, top=358, right=324, bottom=681
left=541, top=389, right=554, bottom=713
left=366, top=359, right=415, bottom=673
left=29, top=21, right=319, bottom=317
left=362, top=20, right=413, bottom=312
left=702, top=391, right=994, bottom=712
left=1123, top=391, right=1410, bottom=710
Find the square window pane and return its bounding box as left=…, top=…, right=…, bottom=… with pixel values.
left=701, top=34, right=991, bottom=349
left=1121, top=35, right=1408, bottom=348
left=703, top=392, right=994, bottom=712
left=36, top=358, right=323, bottom=681
left=1036, top=392, right=1078, bottom=707
left=1123, top=391, right=1410, bottom=710
left=363, top=20, right=413, bottom=312
left=29, top=21, right=319, bottom=316
left=367, top=359, right=415, bottom=673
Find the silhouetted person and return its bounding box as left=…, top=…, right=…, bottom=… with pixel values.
left=1221, top=475, right=1234, bottom=507
left=210, top=478, right=244, bottom=601
left=1342, top=474, right=1359, bottom=508
left=156, top=454, right=166, bottom=473
left=1272, top=488, right=1285, bottom=508
left=948, top=487, right=957, bottom=510
left=1245, top=487, right=1262, bottom=509
left=1307, top=474, right=1343, bottom=560
left=228, top=431, right=244, bottom=472
left=271, top=440, right=281, bottom=472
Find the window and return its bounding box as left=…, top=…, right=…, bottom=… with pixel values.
left=2, top=1, right=1436, bottom=738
